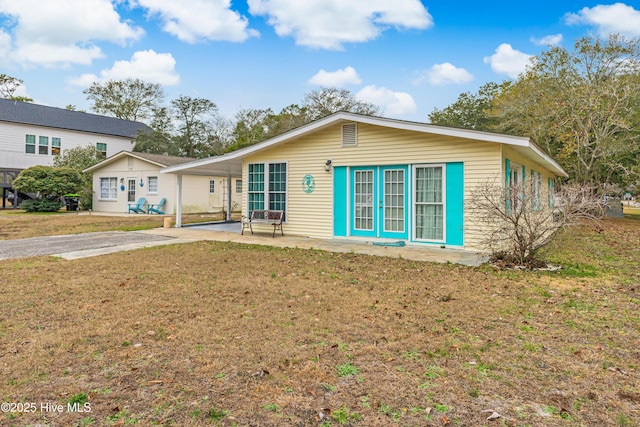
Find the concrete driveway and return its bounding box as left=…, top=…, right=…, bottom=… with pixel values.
left=0, top=231, right=192, bottom=261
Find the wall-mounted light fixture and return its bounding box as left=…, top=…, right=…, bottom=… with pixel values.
left=120, top=178, right=124, bottom=184
left=139, top=178, right=144, bottom=187
left=324, top=159, right=332, bottom=172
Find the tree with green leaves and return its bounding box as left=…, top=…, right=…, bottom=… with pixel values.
left=83, top=78, right=165, bottom=122
left=171, top=95, right=220, bottom=158
left=133, top=107, right=176, bottom=155
left=0, top=74, right=32, bottom=101
left=491, top=34, right=640, bottom=186
left=53, top=145, right=106, bottom=209
left=428, top=81, right=512, bottom=131
left=12, top=166, right=84, bottom=212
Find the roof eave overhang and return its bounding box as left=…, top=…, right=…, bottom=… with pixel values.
left=83, top=151, right=168, bottom=173
left=159, top=111, right=568, bottom=178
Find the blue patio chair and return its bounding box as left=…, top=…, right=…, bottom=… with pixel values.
left=128, top=197, right=147, bottom=214
left=148, top=198, right=166, bottom=215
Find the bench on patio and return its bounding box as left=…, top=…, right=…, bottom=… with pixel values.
left=241, top=209, right=284, bottom=238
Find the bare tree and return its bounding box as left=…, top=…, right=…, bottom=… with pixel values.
left=468, top=177, right=604, bottom=266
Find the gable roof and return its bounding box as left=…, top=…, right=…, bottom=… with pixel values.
left=161, top=111, right=568, bottom=177
left=0, top=98, right=150, bottom=138
left=84, top=151, right=197, bottom=173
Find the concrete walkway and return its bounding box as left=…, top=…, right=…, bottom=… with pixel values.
left=137, top=222, right=487, bottom=266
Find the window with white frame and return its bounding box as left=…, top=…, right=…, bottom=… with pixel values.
left=52, top=138, right=61, bottom=156
left=414, top=165, right=444, bottom=241
left=25, top=134, right=36, bottom=154
left=99, top=177, right=118, bottom=200
left=96, top=142, right=107, bottom=157
left=247, top=162, right=287, bottom=217
left=147, top=176, right=158, bottom=193
left=507, top=161, right=523, bottom=212
left=235, top=179, right=242, bottom=193
left=209, top=179, right=215, bottom=194
left=38, top=136, right=49, bottom=155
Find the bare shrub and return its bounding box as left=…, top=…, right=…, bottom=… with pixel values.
left=468, top=177, right=604, bottom=266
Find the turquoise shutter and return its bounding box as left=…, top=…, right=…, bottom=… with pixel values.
left=505, top=159, right=511, bottom=213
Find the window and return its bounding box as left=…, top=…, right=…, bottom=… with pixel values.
left=96, top=142, right=107, bottom=157
left=269, top=163, right=287, bottom=212
left=52, top=138, right=61, bottom=156
left=548, top=178, right=555, bottom=208
left=99, top=177, right=118, bottom=200
left=235, top=179, right=242, bottom=193
left=415, top=166, right=444, bottom=241
left=148, top=176, right=158, bottom=193
left=530, top=170, right=541, bottom=210
left=39, top=136, right=49, bottom=155
left=209, top=179, right=215, bottom=194
left=505, top=160, right=523, bottom=212
left=25, top=134, right=36, bottom=154
left=248, top=164, right=265, bottom=215
left=247, top=162, right=287, bottom=217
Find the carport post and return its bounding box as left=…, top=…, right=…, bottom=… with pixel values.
left=226, top=173, right=232, bottom=222
left=175, top=174, right=183, bottom=228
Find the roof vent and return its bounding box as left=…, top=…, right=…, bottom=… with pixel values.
left=342, top=123, right=357, bottom=146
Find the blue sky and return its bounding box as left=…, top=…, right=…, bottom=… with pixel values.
left=1, top=1, right=640, bottom=123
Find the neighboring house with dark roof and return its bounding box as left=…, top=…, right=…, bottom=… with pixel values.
left=84, top=151, right=242, bottom=215
left=0, top=99, right=150, bottom=206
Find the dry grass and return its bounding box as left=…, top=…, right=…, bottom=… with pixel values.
left=0, top=210, right=231, bottom=240
left=0, top=215, right=638, bottom=426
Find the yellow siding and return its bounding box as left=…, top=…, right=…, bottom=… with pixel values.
left=243, top=122, right=503, bottom=249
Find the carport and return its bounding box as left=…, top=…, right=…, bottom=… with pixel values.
left=160, top=150, right=244, bottom=227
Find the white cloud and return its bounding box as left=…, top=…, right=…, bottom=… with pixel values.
left=0, top=0, right=143, bottom=67
left=414, top=62, right=473, bottom=86
left=67, top=50, right=180, bottom=87
left=308, top=66, right=362, bottom=87
left=565, top=3, right=640, bottom=38
left=530, top=33, right=563, bottom=46
left=134, top=0, right=258, bottom=43
left=483, top=43, right=533, bottom=79
left=356, top=85, right=416, bottom=116
left=247, top=0, right=433, bottom=50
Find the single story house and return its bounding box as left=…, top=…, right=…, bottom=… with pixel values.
left=85, top=151, right=242, bottom=215
left=161, top=112, right=568, bottom=251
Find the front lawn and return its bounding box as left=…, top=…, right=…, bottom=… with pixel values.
left=0, top=218, right=638, bottom=426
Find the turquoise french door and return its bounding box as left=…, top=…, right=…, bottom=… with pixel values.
left=350, top=166, right=408, bottom=239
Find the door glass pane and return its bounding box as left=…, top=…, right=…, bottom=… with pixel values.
left=127, top=179, right=136, bottom=202
left=415, top=166, right=443, bottom=240
left=384, top=169, right=404, bottom=232
left=354, top=170, right=374, bottom=230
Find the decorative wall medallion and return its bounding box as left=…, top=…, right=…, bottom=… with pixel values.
left=302, top=174, right=315, bottom=194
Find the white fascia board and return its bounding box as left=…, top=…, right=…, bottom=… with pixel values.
left=83, top=150, right=168, bottom=173
left=160, top=114, right=343, bottom=174
left=160, top=111, right=567, bottom=177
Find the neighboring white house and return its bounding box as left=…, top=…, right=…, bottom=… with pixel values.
left=85, top=151, right=243, bottom=215
left=0, top=98, right=149, bottom=207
